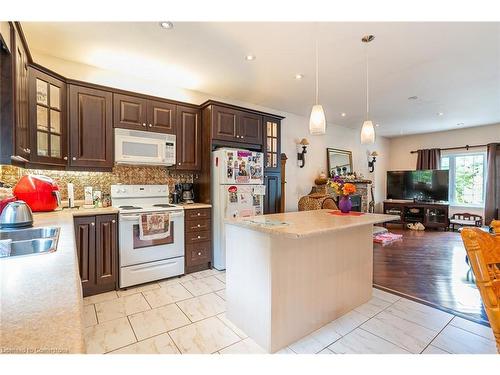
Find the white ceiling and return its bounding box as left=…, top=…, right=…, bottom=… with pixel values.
left=22, top=22, right=500, bottom=137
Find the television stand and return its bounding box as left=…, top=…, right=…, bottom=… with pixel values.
left=383, top=200, right=449, bottom=230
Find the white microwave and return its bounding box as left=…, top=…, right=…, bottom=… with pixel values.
left=115, top=128, right=176, bottom=166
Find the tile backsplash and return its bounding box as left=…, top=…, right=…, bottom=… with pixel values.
left=0, top=165, right=193, bottom=201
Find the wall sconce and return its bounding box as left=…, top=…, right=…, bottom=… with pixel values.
left=368, top=151, right=378, bottom=173
left=297, top=138, right=309, bottom=168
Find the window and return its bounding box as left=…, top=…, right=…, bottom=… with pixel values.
left=441, top=152, right=486, bottom=206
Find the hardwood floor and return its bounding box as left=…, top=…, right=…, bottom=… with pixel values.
left=373, top=226, right=489, bottom=325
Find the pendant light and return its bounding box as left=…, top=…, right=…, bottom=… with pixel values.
left=360, top=35, right=375, bottom=144
left=309, top=34, right=326, bottom=135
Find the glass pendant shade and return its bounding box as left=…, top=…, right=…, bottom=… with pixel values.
left=309, top=104, right=326, bottom=135
left=360, top=120, right=375, bottom=144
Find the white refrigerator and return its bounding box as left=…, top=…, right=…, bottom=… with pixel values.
left=212, top=148, right=265, bottom=270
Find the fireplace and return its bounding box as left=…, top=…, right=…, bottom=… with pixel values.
left=315, top=179, right=372, bottom=212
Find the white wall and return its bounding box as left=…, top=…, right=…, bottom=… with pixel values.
left=388, top=123, right=500, bottom=217
left=32, top=52, right=391, bottom=213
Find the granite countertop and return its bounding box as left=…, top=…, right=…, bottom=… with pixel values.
left=225, top=209, right=399, bottom=239
left=0, top=207, right=118, bottom=354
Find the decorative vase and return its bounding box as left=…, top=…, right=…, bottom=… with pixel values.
left=338, top=195, right=352, bottom=213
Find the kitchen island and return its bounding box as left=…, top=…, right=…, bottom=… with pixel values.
left=224, top=209, right=398, bottom=353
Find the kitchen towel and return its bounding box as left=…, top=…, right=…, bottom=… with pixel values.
left=139, top=213, right=171, bottom=240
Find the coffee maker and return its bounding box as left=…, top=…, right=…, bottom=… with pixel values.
left=181, top=183, right=194, bottom=204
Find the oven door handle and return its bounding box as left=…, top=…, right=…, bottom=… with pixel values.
left=120, top=212, right=184, bottom=221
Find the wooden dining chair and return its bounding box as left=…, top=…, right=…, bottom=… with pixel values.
left=461, top=221, right=500, bottom=353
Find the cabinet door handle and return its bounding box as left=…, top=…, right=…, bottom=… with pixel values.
left=178, top=162, right=181, bottom=166
left=63, top=156, right=68, bottom=160
left=148, top=124, right=153, bottom=127
left=197, top=213, right=201, bottom=216
left=235, top=135, right=240, bottom=138
left=112, top=220, right=116, bottom=223
left=197, top=252, right=202, bottom=256
left=197, top=224, right=201, bottom=227
left=72, top=157, right=76, bottom=161
left=91, top=222, right=95, bottom=226
left=197, top=235, right=201, bottom=239
left=142, top=123, right=147, bottom=127
left=241, top=136, right=244, bottom=139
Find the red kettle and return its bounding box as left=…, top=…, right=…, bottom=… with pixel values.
left=13, top=175, right=61, bottom=212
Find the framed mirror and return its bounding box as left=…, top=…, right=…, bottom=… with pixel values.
left=327, top=148, right=353, bottom=177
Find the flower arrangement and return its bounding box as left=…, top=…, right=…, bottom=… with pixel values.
left=328, top=176, right=357, bottom=197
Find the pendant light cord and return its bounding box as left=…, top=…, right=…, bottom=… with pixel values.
left=365, top=41, right=369, bottom=118
left=315, top=36, right=319, bottom=105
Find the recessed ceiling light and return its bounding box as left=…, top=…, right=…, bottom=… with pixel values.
left=438, top=112, right=444, bottom=116
left=457, top=122, right=464, bottom=126
left=341, top=112, right=347, bottom=117
left=375, top=123, right=380, bottom=127
left=408, top=96, right=418, bottom=100
left=295, top=74, right=304, bottom=80
left=159, top=21, right=174, bottom=29
left=245, top=55, right=256, bottom=61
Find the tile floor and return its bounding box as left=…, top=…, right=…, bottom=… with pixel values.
left=83, top=269, right=498, bottom=354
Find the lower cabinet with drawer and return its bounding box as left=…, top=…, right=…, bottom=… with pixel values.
left=74, top=214, right=118, bottom=297
left=184, top=208, right=212, bottom=274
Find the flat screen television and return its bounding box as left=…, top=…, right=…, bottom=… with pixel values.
left=387, top=170, right=449, bottom=202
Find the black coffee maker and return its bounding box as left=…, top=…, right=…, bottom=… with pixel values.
left=181, top=183, right=194, bottom=204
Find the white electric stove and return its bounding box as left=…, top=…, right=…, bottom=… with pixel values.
left=111, top=185, right=185, bottom=288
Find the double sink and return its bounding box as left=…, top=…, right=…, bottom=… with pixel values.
left=0, top=227, right=60, bottom=258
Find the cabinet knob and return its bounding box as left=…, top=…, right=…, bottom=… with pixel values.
left=197, top=224, right=201, bottom=227
left=142, top=123, right=146, bottom=127
left=91, top=222, right=95, bottom=226
left=112, top=220, right=116, bottom=223
left=63, top=156, right=68, bottom=160
left=241, top=136, right=244, bottom=139
left=197, top=235, right=201, bottom=239
left=149, top=124, right=153, bottom=128
left=197, top=213, right=201, bottom=216
left=236, top=135, right=240, bottom=138
left=24, top=148, right=31, bottom=154
left=72, top=157, right=77, bottom=161
left=197, top=252, right=202, bottom=256
left=178, top=162, right=181, bottom=166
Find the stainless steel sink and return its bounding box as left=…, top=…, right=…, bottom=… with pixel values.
left=0, top=227, right=59, bottom=241
left=0, top=226, right=60, bottom=258
left=9, top=238, right=56, bottom=256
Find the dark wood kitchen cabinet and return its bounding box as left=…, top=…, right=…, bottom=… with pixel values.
left=263, top=116, right=281, bottom=172
left=12, top=23, right=30, bottom=161
left=112, top=93, right=147, bottom=131
left=176, top=105, right=201, bottom=171
left=238, top=111, right=262, bottom=144
left=184, top=208, right=212, bottom=274
left=210, top=105, right=263, bottom=146
left=28, top=67, right=67, bottom=166
left=69, top=85, right=113, bottom=170
left=74, top=214, right=118, bottom=297
left=113, top=93, right=176, bottom=134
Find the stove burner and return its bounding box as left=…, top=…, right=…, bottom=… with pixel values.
left=119, top=205, right=143, bottom=210
left=152, top=204, right=176, bottom=208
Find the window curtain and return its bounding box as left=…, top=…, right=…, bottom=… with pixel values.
left=485, top=143, right=500, bottom=225
left=416, top=148, right=441, bottom=170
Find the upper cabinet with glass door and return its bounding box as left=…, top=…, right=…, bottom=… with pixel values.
left=263, top=116, right=281, bottom=172
left=29, top=68, right=67, bottom=166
